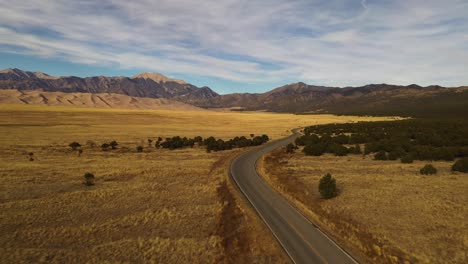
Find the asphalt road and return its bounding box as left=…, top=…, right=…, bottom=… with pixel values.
left=230, top=130, right=358, bottom=264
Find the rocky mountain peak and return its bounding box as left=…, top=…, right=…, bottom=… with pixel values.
left=132, top=72, right=186, bottom=84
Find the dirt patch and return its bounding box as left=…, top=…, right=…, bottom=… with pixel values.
left=215, top=180, right=251, bottom=263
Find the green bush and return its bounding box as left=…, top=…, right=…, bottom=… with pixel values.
left=69, top=142, right=81, bottom=150
left=349, top=144, right=362, bottom=154
left=110, top=140, right=119, bottom=149
left=452, top=158, right=468, bottom=173
left=303, top=143, right=326, bottom=156
left=388, top=150, right=401, bottom=160
left=401, top=154, right=414, bottom=163
left=374, top=151, right=388, bottom=160
left=286, top=143, right=297, bottom=154
left=420, top=164, right=437, bottom=175
left=83, top=172, right=95, bottom=186
left=101, top=143, right=110, bottom=151
left=318, top=173, right=337, bottom=199
left=329, top=144, right=348, bottom=156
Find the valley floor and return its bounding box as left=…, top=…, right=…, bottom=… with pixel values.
left=0, top=104, right=387, bottom=263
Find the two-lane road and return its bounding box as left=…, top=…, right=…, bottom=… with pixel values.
left=230, top=130, right=357, bottom=264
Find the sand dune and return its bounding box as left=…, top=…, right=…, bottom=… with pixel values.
left=0, top=89, right=203, bottom=111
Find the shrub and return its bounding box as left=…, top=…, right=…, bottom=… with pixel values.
left=136, top=145, right=144, bottom=152
left=295, top=134, right=319, bottom=146
left=374, top=151, right=388, bottom=160
left=28, top=152, right=34, bottom=161
left=349, top=144, right=362, bottom=154
left=333, top=134, right=349, bottom=144
left=147, top=139, right=153, bottom=147
left=101, top=143, right=110, bottom=151
left=401, top=154, right=414, bottom=163
left=318, top=173, right=337, bottom=199
left=110, top=140, right=119, bottom=149
left=420, top=164, right=437, bottom=175
left=69, top=142, right=81, bottom=150
left=452, top=158, right=468, bottom=173
left=328, top=143, right=348, bottom=156
left=83, top=172, right=95, bottom=186
left=78, top=149, right=83, bottom=156
left=388, top=150, right=401, bottom=160
left=286, top=143, right=297, bottom=154
left=303, top=143, right=327, bottom=156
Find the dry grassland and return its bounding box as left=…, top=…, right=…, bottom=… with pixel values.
left=260, top=149, right=468, bottom=264
left=0, top=104, right=389, bottom=263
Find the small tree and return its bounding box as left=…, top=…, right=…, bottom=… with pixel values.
left=349, top=144, right=362, bottom=154
left=420, top=164, right=437, bottom=175
left=401, top=154, right=414, bottom=164
left=110, top=141, right=118, bottom=150
left=250, top=134, right=255, bottom=138
left=101, top=143, right=110, bottom=151
left=28, top=152, right=34, bottom=161
left=69, top=142, right=81, bottom=151
left=374, top=151, right=388, bottom=160
left=83, top=172, right=95, bottom=186
left=286, top=143, right=297, bottom=154
left=452, top=158, right=468, bottom=173
left=136, top=145, right=144, bottom=152
left=388, top=151, right=400, bottom=161
left=147, top=139, right=153, bottom=147
left=318, top=173, right=337, bottom=199
left=303, top=143, right=326, bottom=156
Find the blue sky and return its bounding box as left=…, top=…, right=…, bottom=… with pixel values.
left=0, top=0, right=467, bottom=94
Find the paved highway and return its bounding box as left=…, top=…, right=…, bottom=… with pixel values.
left=230, top=130, right=358, bottom=264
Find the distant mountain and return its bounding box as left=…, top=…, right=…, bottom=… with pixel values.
left=0, top=89, right=203, bottom=111
left=0, top=68, right=218, bottom=102
left=1, top=68, right=466, bottom=117
left=190, top=82, right=468, bottom=117
left=132, top=72, right=186, bottom=84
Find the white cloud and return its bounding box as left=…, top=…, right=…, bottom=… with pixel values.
left=0, top=0, right=467, bottom=88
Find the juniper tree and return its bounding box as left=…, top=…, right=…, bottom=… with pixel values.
left=318, top=173, right=337, bottom=199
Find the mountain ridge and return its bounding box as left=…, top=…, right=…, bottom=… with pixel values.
left=1, top=68, right=466, bottom=117
left=0, top=68, right=218, bottom=102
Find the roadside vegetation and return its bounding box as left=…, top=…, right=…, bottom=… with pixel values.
left=296, top=119, right=468, bottom=163
left=260, top=118, right=468, bottom=264
left=159, top=134, right=269, bottom=151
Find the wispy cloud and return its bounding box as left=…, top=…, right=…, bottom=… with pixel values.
left=0, top=0, right=467, bottom=89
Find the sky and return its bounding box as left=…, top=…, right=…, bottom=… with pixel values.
left=0, top=0, right=467, bottom=94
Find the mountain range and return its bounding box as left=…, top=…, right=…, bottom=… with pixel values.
left=1, top=68, right=467, bottom=117
left=0, top=68, right=218, bottom=103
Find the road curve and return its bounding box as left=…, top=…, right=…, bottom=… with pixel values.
left=230, top=130, right=358, bottom=264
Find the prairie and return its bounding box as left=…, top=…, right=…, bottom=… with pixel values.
left=0, top=104, right=389, bottom=263
left=260, top=149, right=468, bottom=264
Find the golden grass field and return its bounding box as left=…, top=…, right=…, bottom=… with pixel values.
left=260, top=148, right=468, bottom=264
left=0, top=104, right=389, bottom=263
